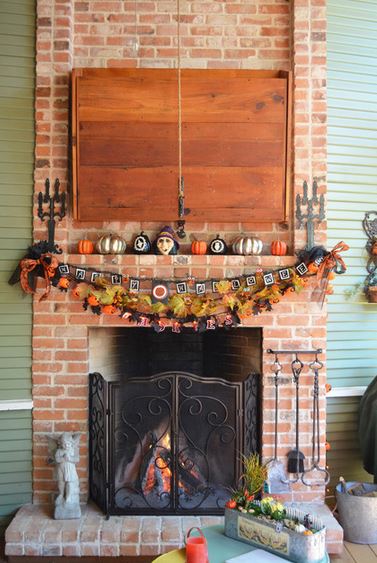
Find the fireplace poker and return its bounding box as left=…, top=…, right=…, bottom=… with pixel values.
left=265, top=354, right=290, bottom=493
left=301, top=356, right=330, bottom=486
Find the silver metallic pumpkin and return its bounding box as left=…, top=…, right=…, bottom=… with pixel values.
left=95, top=233, right=127, bottom=255
left=232, top=236, right=263, bottom=256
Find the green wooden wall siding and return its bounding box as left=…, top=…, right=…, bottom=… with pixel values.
left=0, top=410, right=32, bottom=534
left=0, top=0, right=35, bottom=533
left=327, top=0, right=377, bottom=388
left=326, top=397, right=371, bottom=491
left=326, top=0, right=377, bottom=490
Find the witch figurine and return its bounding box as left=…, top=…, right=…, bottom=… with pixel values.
left=153, top=226, right=180, bottom=255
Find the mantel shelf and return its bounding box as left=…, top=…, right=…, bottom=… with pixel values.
left=64, top=254, right=297, bottom=269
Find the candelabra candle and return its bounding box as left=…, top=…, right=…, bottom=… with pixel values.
left=37, top=178, right=66, bottom=254
left=296, top=180, right=325, bottom=250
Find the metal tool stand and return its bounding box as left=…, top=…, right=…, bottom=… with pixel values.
left=267, top=349, right=323, bottom=487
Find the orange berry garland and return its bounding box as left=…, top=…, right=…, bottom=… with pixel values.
left=308, top=263, right=318, bottom=274
left=102, top=305, right=118, bottom=315
left=72, top=286, right=81, bottom=299
left=87, top=294, right=99, bottom=307
left=57, top=277, right=70, bottom=289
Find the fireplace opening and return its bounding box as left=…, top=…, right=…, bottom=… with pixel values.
left=88, top=328, right=262, bottom=516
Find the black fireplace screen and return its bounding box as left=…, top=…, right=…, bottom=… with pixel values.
left=89, top=371, right=260, bottom=516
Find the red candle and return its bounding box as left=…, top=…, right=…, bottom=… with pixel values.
left=185, top=527, right=208, bottom=563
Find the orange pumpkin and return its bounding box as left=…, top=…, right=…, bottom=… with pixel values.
left=78, top=239, right=94, bottom=255
left=325, top=441, right=331, bottom=451
left=328, top=271, right=335, bottom=280
left=102, top=305, right=117, bottom=315
left=325, top=284, right=333, bottom=295
left=58, top=277, right=70, bottom=289
left=72, top=287, right=81, bottom=299
left=88, top=294, right=99, bottom=307
left=372, top=241, right=377, bottom=255
left=270, top=240, right=287, bottom=256
left=191, top=240, right=207, bottom=255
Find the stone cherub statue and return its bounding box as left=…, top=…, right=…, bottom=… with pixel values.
left=48, top=432, right=81, bottom=519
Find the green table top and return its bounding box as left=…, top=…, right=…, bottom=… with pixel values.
left=153, top=525, right=330, bottom=563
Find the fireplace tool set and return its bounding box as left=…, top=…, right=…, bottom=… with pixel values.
left=267, top=349, right=330, bottom=488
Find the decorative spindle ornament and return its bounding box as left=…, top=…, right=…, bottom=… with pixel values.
left=296, top=180, right=325, bottom=250
left=37, top=178, right=66, bottom=254
left=176, top=219, right=186, bottom=239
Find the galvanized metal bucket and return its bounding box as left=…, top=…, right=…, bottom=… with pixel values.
left=336, top=482, right=377, bottom=544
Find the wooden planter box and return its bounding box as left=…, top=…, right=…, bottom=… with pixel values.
left=224, top=507, right=326, bottom=563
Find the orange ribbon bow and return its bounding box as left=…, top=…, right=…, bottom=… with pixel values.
left=317, top=241, right=349, bottom=280
left=19, top=253, right=59, bottom=300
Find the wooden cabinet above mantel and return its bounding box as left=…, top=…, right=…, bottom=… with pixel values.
left=71, top=68, right=291, bottom=223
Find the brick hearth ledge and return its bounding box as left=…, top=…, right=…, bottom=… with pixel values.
left=5, top=503, right=343, bottom=558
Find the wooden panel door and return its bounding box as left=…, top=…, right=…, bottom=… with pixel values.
left=72, top=68, right=179, bottom=221
left=72, top=69, right=291, bottom=222
left=181, top=70, right=290, bottom=222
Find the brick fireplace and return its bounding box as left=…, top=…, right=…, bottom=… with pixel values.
left=88, top=328, right=261, bottom=516
left=32, top=252, right=327, bottom=506
left=5, top=0, right=343, bottom=558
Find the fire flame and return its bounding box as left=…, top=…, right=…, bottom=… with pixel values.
left=144, top=432, right=172, bottom=495
left=143, top=431, right=202, bottom=497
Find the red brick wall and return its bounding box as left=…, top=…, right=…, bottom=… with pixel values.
left=33, top=0, right=327, bottom=505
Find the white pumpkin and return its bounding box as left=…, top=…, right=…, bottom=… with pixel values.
left=95, top=233, right=127, bottom=255
left=232, top=236, right=263, bottom=256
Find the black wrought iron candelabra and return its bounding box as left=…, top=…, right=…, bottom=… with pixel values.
left=37, top=178, right=66, bottom=254
left=296, top=180, right=325, bottom=250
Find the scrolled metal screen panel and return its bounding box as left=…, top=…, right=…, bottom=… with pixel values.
left=110, top=374, right=174, bottom=513
left=108, top=371, right=242, bottom=515
left=176, top=374, right=241, bottom=512
left=89, top=372, right=108, bottom=513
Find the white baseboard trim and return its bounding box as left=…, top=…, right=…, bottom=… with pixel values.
left=327, top=386, right=367, bottom=398
left=0, top=399, right=33, bottom=411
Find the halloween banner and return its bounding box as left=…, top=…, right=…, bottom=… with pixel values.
left=10, top=242, right=349, bottom=332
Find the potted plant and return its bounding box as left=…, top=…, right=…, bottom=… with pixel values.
left=365, top=271, right=377, bottom=303
left=224, top=455, right=326, bottom=563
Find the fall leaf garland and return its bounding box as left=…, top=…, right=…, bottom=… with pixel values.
left=62, top=266, right=308, bottom=330
left=12, top=242, right=349, bottom=331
